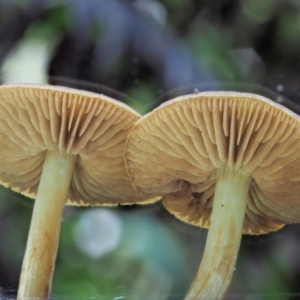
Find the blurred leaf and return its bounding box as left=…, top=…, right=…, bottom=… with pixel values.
left=127, top=81, right=159, bottom=114
left=187, top=24, right=237, bottom=80
left=277, top=10, right=300, bottom=54
left=242, top=0, right=275, bottom=24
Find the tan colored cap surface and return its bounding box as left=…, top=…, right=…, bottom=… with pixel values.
left=0, top=84, right=156, bottom=205
left=125, top=91, right=300, bottom=234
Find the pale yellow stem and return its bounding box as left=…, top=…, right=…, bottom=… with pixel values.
left=17, top=150, right=75, bottom=299
left=185, top=166, right=251, bottom=300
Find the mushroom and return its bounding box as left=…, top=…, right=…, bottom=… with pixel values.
left=0, top=84, right=158, bottom=299
left=124, top=91, right=300, bottom=299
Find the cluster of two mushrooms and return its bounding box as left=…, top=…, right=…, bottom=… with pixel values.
left=124, top=91, right=300, bottom=299
left=1, top=84, right=300, bottom=300
left=0, top=84, right=158, bottom=299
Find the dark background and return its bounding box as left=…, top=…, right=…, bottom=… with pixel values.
left=0, top=0, right=300, bottom=299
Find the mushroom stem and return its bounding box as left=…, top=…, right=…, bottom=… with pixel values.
left=17, top=150, right=75, bottom=299
left=185, top=166, right=251, bottom=300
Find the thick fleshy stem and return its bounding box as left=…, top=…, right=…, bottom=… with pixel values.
left=17, top=150, right=75, bottom=299
left=185, top=166, right=251, bottom=300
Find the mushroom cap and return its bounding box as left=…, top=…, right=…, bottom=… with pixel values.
left=125, top=91, right=300, bottom=234
left=0, top=84, right=158, bottom=206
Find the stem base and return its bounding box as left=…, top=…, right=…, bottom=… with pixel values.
left=17, top=150, right=75, bottom=299
left=185, top=166, right=251, bottom=300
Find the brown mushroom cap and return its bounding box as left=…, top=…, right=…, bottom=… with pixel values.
left=125, top=91, right=300, bottom=234
left=0, top=84, right=155, bottom=205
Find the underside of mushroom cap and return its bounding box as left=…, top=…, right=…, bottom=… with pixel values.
left=0, top=84, right=157, bottom=205
left=125, top=91, right=300, bottom=234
